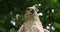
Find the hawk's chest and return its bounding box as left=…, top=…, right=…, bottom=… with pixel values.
left=23, top=21, right=44, bottom=32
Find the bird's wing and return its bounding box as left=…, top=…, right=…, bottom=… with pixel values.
left=17, top=25, right=24, bottom=32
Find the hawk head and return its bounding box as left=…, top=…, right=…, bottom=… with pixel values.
left=25, top=6, right=38, bottom=16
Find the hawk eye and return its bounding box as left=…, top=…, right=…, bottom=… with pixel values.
left=35, top=9, right=36, bottom=10
left=27, top=8, right=30, bottom=11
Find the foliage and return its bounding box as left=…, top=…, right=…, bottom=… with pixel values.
left=0, top=0, right=60, bottom=32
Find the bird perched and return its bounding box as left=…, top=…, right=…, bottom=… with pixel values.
left=17, top=6, right=49, bottom=32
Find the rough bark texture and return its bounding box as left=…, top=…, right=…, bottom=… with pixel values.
left=17, top=6, right=49, bottom=32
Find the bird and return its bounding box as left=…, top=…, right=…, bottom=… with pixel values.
left=17, top=6, right=49, bottom=32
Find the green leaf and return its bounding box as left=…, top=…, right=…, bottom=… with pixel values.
left=9, top=28, right=17, bottom=32
left=50, top=0, right=58, bottom=3
left=54, top=22, right=60, bottom=29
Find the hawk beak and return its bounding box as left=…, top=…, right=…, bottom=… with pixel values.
left=30, top=9, right=35, bottom=13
